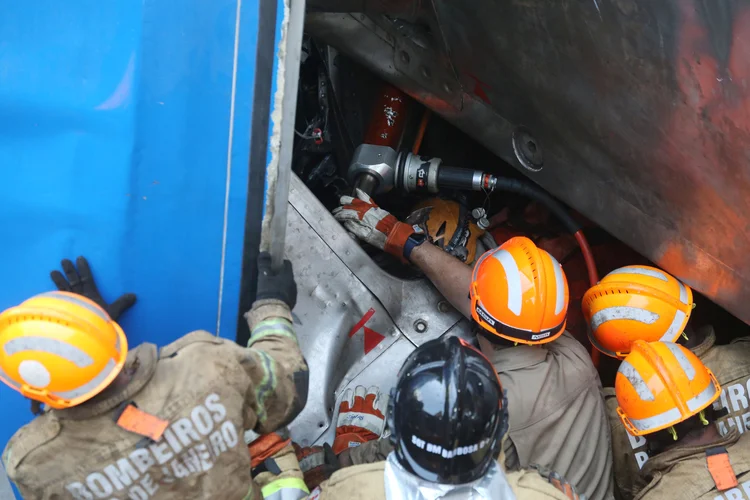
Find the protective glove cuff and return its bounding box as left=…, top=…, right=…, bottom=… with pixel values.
left=245, top=299, right=293, bottom=329
left=332, top=429, right=380, bottom=455
left=384, top=222, right=416, bottom=263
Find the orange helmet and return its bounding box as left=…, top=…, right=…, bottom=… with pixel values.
left=0, top=291, right=128, bottom=409
left=616, top=340, right=719, bottom=436
left=470, top=236, right=569, bottom=344
left=582, top=265, right=694, bottom=359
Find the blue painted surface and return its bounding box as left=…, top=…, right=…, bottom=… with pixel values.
left=0, top=0, right=273, bottom=494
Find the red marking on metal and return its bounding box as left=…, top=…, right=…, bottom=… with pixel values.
left=363, top=327, right=386, bottom=354
left=348, top=308, right=386, bottom=354
left=467, top=73, right=492, bottom=104
left=348, top=308, right=376, bottom=338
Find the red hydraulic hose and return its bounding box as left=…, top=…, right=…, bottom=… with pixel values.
left=574, top=229, right=600, bottom=367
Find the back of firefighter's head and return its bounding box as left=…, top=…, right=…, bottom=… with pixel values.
left=0, top=291, right=128, bottom=410
left=388, top=335, right=508, bottom=484
left=582, top=265, right=694, bottom=359
left=615, top=340, right=720, bottom=450
left=470, top=236, right=569, bottom=345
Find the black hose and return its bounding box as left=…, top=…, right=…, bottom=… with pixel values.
left=492, top=177, right=583, bottom=234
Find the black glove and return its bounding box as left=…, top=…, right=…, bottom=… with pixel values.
left=50, top=256, right=136, bottom=321
left=256, top=252, right=297, bottom=309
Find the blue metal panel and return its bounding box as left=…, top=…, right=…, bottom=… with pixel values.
left=0, top=0, right=273, bottom=492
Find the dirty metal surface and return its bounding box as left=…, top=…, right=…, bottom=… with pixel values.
left=286, top=174, right=468, bottom=444
left=307, top=3, right=750, bottom=325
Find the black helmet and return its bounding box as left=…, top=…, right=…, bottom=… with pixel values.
left=388, top=335, right=509, bottom=484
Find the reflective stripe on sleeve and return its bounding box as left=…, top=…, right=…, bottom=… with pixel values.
left=248, top=319, right=297, bottom=347
left=261, top=477, right=309, bottom=500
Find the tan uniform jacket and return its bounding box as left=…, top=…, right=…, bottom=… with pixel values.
left=606, top=328, right=750, bottom=500
left=478, top=331, right=613, bottom=500
left=2, top=300, right=308, bottom=500
left=634, top=428, right=750, bottom=500
left=311, top=461, right=580, bottom=499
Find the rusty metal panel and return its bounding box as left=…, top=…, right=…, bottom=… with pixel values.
left=308, top=2, right=750, bottom=324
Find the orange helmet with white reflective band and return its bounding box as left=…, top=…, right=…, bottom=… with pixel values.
left=0, top=291, right=128, bottom=409
left=470, top=236, right=569, bottom=345
left=616, top=340, right=720, bottom=436
left=582, top=265, right=694, bottom=359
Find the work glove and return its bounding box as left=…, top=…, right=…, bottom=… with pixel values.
left=332, top=189, right=417, bottom=263
left=332, top=386, right=388, bottom=455
left=293, top=443, right=339, bottom=490
left=256, top=252, right=297, bottom=310
left=50, top=256, right=136, bottom=321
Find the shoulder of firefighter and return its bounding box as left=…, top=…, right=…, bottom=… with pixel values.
left=2, top=298, right=308, bottom=500
left=479, top=331, right=613, bottom=500
left=507, top=465, right=586, bottom=500
left=606, top=331, right=750, bottom=500
left=305, top=462, right=584, bottom=500
left=634, top=427, right=750, bottom=500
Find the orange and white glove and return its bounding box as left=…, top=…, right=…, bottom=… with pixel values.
left=332, top=189, right=417, bottom=262
left=332, top=386, right=389, bottom=455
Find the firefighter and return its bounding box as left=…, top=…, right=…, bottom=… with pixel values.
left=1, top=254, right=309, bottom=499
left=613, top=340, right=750, bottom=499
left=310, top=335, right=583, bottom=499
left=583, top=265, right=750, bottom=499
left=333, top=190, right=613, bottom=500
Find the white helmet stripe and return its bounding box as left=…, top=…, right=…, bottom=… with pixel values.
left=678, top=281, right=688, bottom=305
left=609, top=266, right=668, bottom=281
left=492, top=250, right=522, bottom=316
left=687, top=380, right=718, bottom=412
left=4, top=337, right=94, bottom=368
left=618, top=360, right=655, bottom=401
left=36, top=292, right=110, bottom=321
left=660, top=309, right=687, bottom=341
left=663, top=342, right=696, bottom=381
left=629, top=407, right=682, bottom=432
left=549, top=254, right=565, bottom=315
left=591, top=306, right=659, bottom=331
left=52, top=358, right=117, bottom=400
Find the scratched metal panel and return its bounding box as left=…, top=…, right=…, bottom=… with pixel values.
left=0, top=0, right=269, bottom=490
left=308, top=1, right=750, bottom=325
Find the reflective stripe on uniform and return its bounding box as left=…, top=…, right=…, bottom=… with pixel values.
left=261, top=477, right=309, bottom=500
left=664, top=342, right=696, bottom=381
left=591, top=306, right=659, bottom=332
left=660, top=309, right=687, bottom=341
left=4, top=337, right=94, bottom=368
left=249, top=319, right=296, bottom=346
left=492, top=250, right=522, bottom=315
left=609, top=267, right=668, bottom=282
left=255, top=352, right=278, bottom=424
left=618, top=360, right=655, bottom=401
left=53, top=358, right=117, bottom=400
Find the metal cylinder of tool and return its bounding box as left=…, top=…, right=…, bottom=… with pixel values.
left=353, top=172, right=380, bottom=195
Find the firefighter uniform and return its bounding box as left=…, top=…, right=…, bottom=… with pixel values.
left=607, top=327, right=750, bottom=500
left=633, top=427, right=750, bottom=500
left=2, top=299, right=309, bottom=500
left=478, top=331, right=614, bottom=500
left=310, top=461, right=582, bottom=500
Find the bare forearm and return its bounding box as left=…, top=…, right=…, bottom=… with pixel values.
left=410, top=243, right=472, bottom=319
